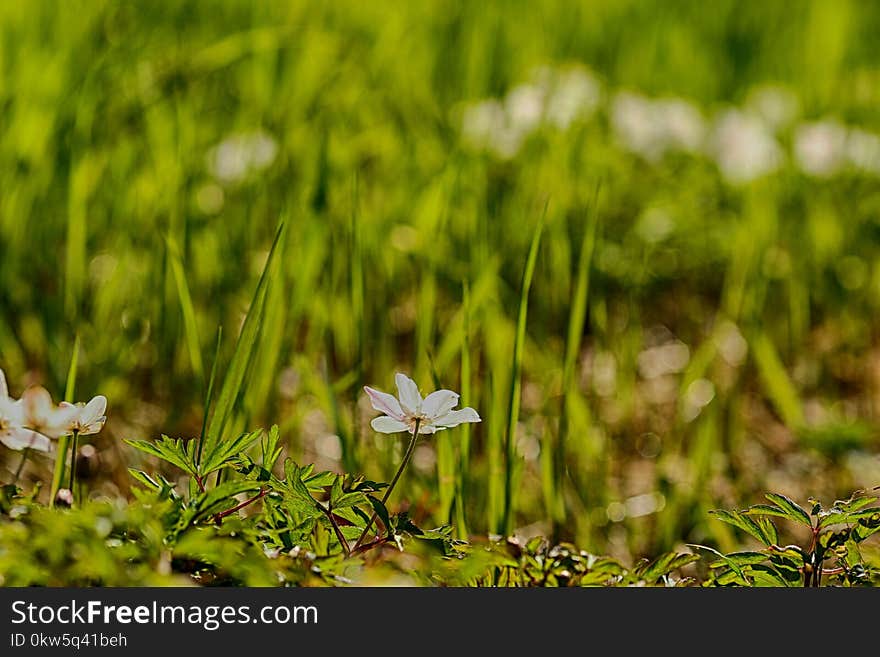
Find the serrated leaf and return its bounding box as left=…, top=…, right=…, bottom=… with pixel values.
left=368, top=496, right=391, bottom=536
left=708, top=551, right=768, bottom=568
left=261, top=425, right=283, bottom=472
left=765, top=493, right=812, bottom=527
left=201, top=428, right=263, bottom=476
left=745, top=504, right=792, bottom=520
left=191, top=480, right=263, bottom=520
left=750, top=564, right=795, bottom=587
left=711, top=509, right=777, bottom=546
left=304, top=471, right=337, bottom=490
left=126, top=437, right=198, bottom=477
left=688, top=543, right=745, bottom=579
left=638, top=552, right=698, bottom=582
left=128, top=468, right=160, bottom=491
left=330, top=476, right=344, bottom=507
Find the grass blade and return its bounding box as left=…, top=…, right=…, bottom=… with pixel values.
left=166, top=235, right=205, bottom=385
left=502, top=203, right=546, bottom=536
left=203, top=220, right=286, bottom=458
left=454, top=280, right=472, bottom=540
left=553, top=187, right=600, bottom=532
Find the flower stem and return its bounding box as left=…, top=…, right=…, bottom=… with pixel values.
left=49, top=434, right=70, bottom=508
left=67, top=431, right=79, bottom=496
left=352, top=418, right=421, bottom=553
left=12, top=448, right=30, bottom=485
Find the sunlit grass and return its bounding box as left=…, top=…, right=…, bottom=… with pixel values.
left=1, top=0, right=880, bottom=568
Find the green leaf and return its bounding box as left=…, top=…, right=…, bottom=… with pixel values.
left=638, top=552, right=699, bottom=583
left=332, top=492, right=367, bottom=511
left=330, top=476, right=344, bottom=507
left=750, top=564, right=795, bottom=587
left=745, top=504, right=792, bottom=520
left=191, top=480, right=263, bottom=520
left=203, top=221, right=286, bottom=460
left=710, top=509, right=778, bottom=546
left=688, top=544, right=746, bottom=580
left=708, top=552, right=767, bottom=568
left=127, top=469, right=160, bottom=491
left=125, top=436, right=198, bottom=477
left=765, top=493, right=813, bottom=527
left=200, top=428, right=263, bottom=476
left=368, top=496, right=391, bottom=536
left=261, top=425, right=283, bottom=472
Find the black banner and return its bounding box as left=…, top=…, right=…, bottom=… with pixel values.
left=0, top=586, right=877, bottom=653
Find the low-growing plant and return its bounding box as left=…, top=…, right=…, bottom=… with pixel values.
left=695, top=491, right=880, bottom=587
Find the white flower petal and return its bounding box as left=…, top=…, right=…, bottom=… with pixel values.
left=422, top=389, right=460, bottom=420
left=434, top=407, right=482, bottom=428
left=45, top=405, right=79, bottom=438
left=1, top=428, right=50, bottom=452
left=79, top=417, right=107, bottom=436
left=0, top=369, right=7, bottom=398
left=370, top=416, right=410, bottom=434
left=364, top=387, right=405, bottom=421
left=21, top=386, right=54, bottom=425
left=0, top=396, right=23, bottom=424
left=418, top=423, right=444, bottom=435
left=395, top=373, right=422, bottom=414
left=80, top=396, right=108, bottom=427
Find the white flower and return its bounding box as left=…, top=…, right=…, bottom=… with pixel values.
left=794, top=120, right=847, bottom=177
left=610, top=92, right=706, bottom=161
left=59, top=395, right=108, bottom=436
left=364, top=373, right=481, bottom=435
left=0, top=370, right=49, bottom=452
left=20, top=386, right=78, bottom=439
left=543, top=67, right=601, bottom=129
left=710, top=109, right=783, bottom=184
left=745, top=85, right=800, bottom=131
left=208, top=130, right=278, bottom=184
left=846, top=128, right=880, bottom=175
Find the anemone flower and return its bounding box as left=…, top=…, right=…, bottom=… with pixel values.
left=20, top=386, right=78, bottom=439
left=353, top=373, right=480, bottom=555
left=364, top=373, right=481, bottom=435
left=60, top=395, right=108, bottom=436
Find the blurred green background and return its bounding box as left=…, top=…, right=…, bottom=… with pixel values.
left=2, top=0, right=880, bottom=562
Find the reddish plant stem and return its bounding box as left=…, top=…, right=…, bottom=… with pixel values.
left=215, top=488, right=267, bottom=522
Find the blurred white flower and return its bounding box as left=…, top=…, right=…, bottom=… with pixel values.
left=208, top=130, right=278, bottom=183
left=793, top=120, right=848, bottom=177
left=846, top=128, right=880, bottom=175
left=0, top=371, right=50, bottom=452
left=505, top=83, right=546, bottom=135
left=543, top=67, right=601, bottom=129
left=611, top=92, right=661, bottom=159
left=0, top=395, right=47, bottom=452
left=60, top=395, right=108, bottom=436
left=364, top=372, right=481, bottom=435
left=461, top=99, right=523, bottom=159
left=460, top=64, right=602, bottom=158
left=745, top=85, right=800, bottom=131
left=611, top=92, right=706, bottom=161
left=20, top=386, right=78, bottom=439
left=710, top=109, right=783, bottom=184
left=656, top=98, right=706, bottom=153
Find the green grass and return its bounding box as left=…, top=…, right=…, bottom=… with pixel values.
left=2, top=0, right=880, bottom=565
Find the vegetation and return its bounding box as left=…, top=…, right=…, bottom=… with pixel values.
left=2, top=0, right=880, bottom=586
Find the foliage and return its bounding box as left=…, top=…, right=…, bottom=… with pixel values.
left=2, top=0, right=880, bottom=582
left=697, top=491, right=880, bottom=586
